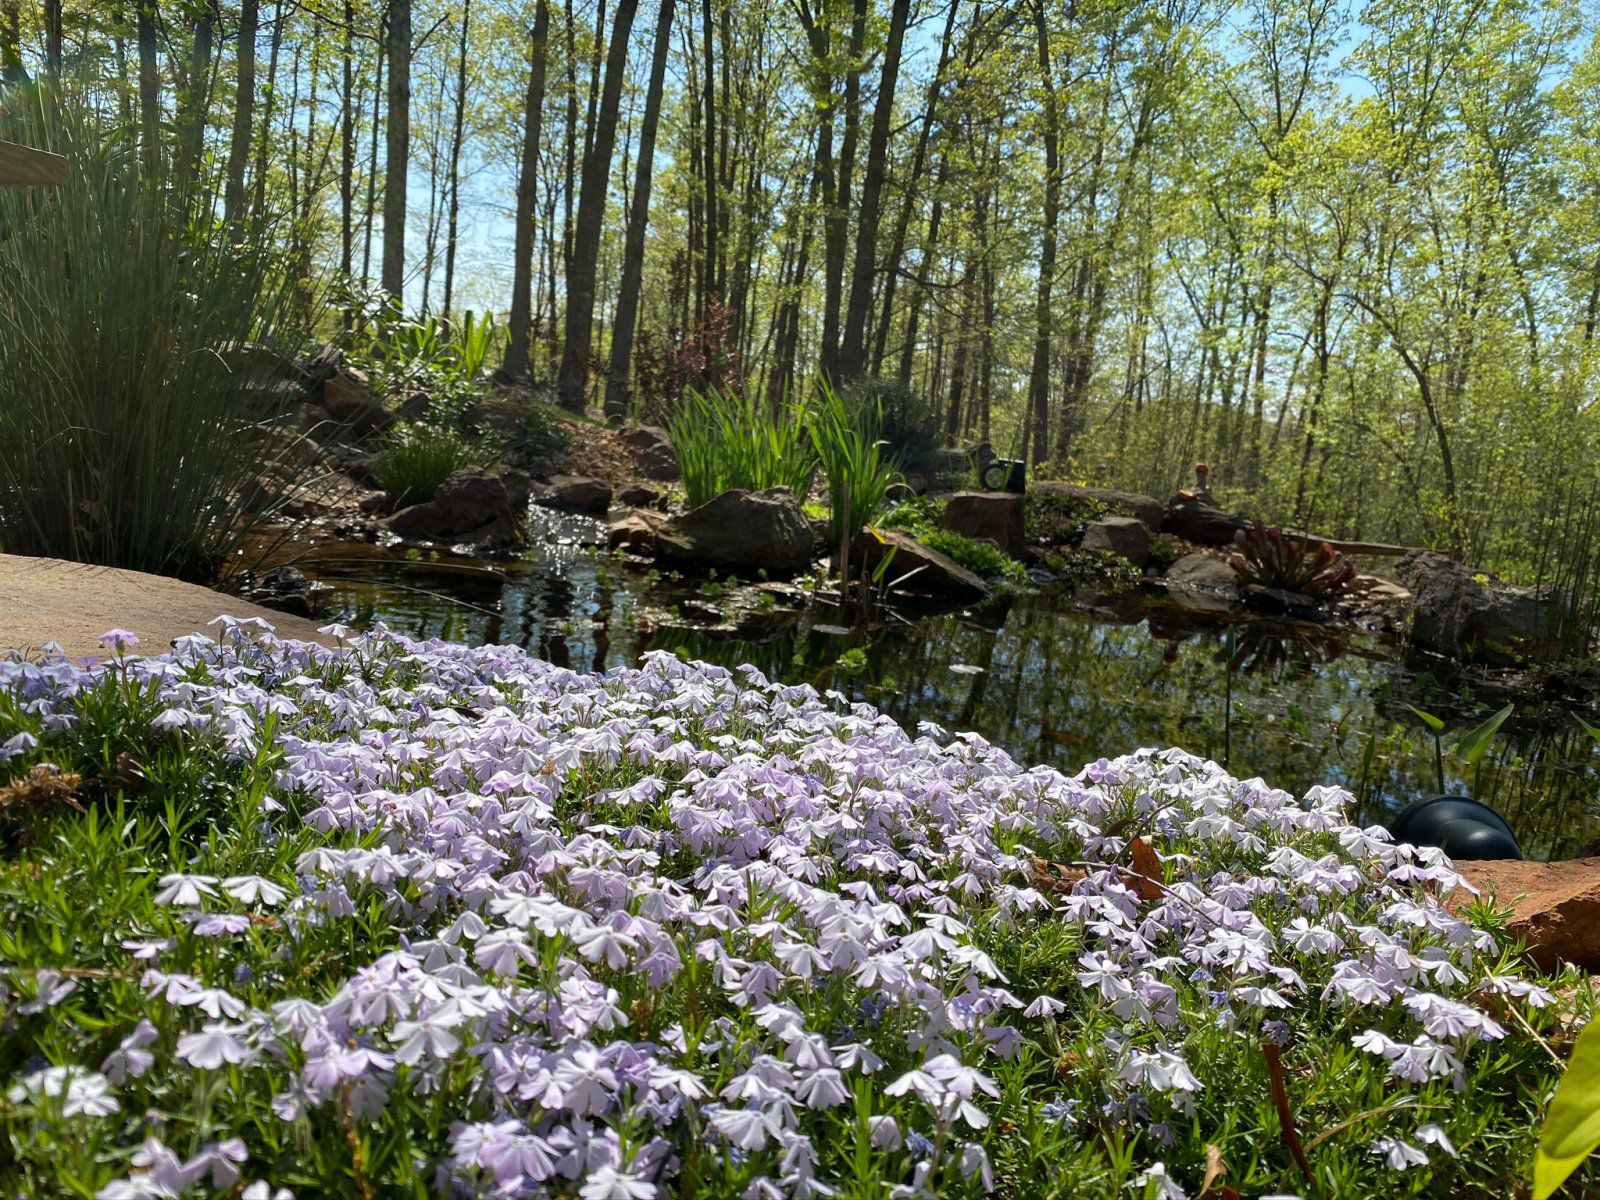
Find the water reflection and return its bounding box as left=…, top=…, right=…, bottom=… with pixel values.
left=299, top=550, right=1600, bottom=859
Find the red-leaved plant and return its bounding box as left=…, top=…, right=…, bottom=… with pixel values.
left=1228, top=520, right=1356, bottom=599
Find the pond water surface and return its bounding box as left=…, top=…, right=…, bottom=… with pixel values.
left=284, top=528, right=1600, bottom=860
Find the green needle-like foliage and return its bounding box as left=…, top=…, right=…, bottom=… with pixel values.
left=0, top=86, right=319, bottom=582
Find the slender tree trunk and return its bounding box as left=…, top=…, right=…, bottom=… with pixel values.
left=442, top=0, right=472, bottom=317
left=137, top=2, right=161, bottom=177
left=603, top=0, right=676, bottom=419
left=818, top=0, right=867, bottom=380
left=1025, top=0, right=1059, bottom=464
left=362, top=17, right=384, bottom=286
left=382, top=0, right=412, bottom=304
left=177, top=1, right=215, bottom=187
left=339, top=0, right=356, bottom=322
left=501, top=0, right=552, bottom=380
left=871, top=0, right=957, bottom=374
left=699, top=0, right=718, bottom=304
left=43, top=0, right=61, bottom=73
left=898, top=149, right=948, bottom=387
left=223, top=0, right=258, bottom=225
left=562, top=0, right=579, bottom=288
left=837, top=0, right=911, bottom=382
left=251, top=0, right=283, bottom=224
left=555, top=0, right=640, bottom=412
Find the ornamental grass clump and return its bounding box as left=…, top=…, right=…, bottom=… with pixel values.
left=666, top=387, right=817, bottom=508
left=0, top=87, right=320, bottom=582
left=0, top=621, right=1587, bottom=1198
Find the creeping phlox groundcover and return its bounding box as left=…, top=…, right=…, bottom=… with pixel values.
left=0, top=621, right=1575, bottom=1198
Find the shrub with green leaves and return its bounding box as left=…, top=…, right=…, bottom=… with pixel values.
left=921, top=529, right=1026, bottom=582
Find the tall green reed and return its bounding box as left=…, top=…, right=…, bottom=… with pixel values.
left=809, top=381, right=901, bottom=548
left=665, top=387, right=816, bottom=508
left=0, top=85, right=321, bottom=581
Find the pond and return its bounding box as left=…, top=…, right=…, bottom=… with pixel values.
left=281, top=525, right=1600, bottom=860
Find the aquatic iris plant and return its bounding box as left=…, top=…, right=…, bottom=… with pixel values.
left=0, top=620, right=1576, bottom=1197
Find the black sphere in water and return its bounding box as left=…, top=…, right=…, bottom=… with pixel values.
left=1389, top=795, right=1523, bottom=861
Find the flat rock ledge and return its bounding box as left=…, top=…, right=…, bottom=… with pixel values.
left=0, top=554, right=332, bottom=661
left=1451, top=856, right=1600, bottom=973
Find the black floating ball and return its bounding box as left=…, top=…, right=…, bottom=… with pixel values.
left=1389, top=795, right=1523, bottom=861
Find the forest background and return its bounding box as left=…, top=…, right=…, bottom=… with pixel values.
left=4, top=0, right=1599, bottom=580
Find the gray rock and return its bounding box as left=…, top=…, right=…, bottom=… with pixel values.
left=1081, top=516, right=1151, bottom=567
left=617, top=483, right=667, bottom=510
left=321, top=367, right=395, bottom=438
left=1161, top=552, right=1240, bottom=614
left=386, top=466, right=514, bottom=540
left=1395, top=551, right=1555, bottom=662
left=940, top=492, right=1024, bottom=556
left=537, top=475, right=613, bottom=516
left=656, top=487, right=815, bottom=576
left=608, top=511, right=663, bottom=554
left=620, top=424, right=680, bottom=481
left=853, top=528, right=990, bottom=602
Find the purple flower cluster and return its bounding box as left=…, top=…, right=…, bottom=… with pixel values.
left=0, top=619, right=1555, bottom=1198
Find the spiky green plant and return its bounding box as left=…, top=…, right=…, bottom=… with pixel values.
left=0, top=86, right=320, bottom=581
left=371, top=425, right=485, bottom=508
left=809, top=382, right=901, bottom=547
left=665, top=387, right=817, bottom=508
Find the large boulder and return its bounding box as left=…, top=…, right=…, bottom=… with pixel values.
left=385, top=466, right=515, bottom=541
left=853, top=529, right=990, bottom=602
left=1031, top=481, right=1165, bottom=531
left=1163, top=498, right=1249, bottom=546
left=940, top=492, right=1024, bottom=556
left=537, top=475, right=613, bottom=516
left=321, top=367, right=395, bottom=438
left=1395, top=551, right=1554, bottom=662
left=1080, top=516, right=1151, bottom=567
left=656, top=487, right=815, bottom=575
left=620, top=424, right=680, bottom=481
left=1451, top=857, right=1600, bottom=972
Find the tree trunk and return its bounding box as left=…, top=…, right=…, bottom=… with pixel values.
left=603, top=0, right=676, bottom=419
left=555, top=0, right=640, bottom=412
left=699, top=0, right=718, bottom=305
left=339, top=0, right=356, bottom=320
left=137, top=2, right=161, bottom=177
left=501, top=0, right=552, bottom=380
left=43, top=0, right=61, bottom=73
left=223, top=0, right=258, bottom=225
left=361, top=15, right=384, bottom=285
left=871, top=0, right=957, bottom=374
left=382, top=0, right=412, bottom=305
left=837, top=0, right=911, bottom=382
left=251, top=0, right=284, bottom=224
left=1025, top=0, right=1059, bottom=464
left=442, top=0, right=472, bottom=317
left=818, top=0, right=867, bottom=381
left=178, top=1, right=216, bottom=189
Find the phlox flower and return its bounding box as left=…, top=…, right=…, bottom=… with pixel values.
left=8, top=1065, right=119, bottom=1116
left=1370, top=1136, right=1429, bottom=1170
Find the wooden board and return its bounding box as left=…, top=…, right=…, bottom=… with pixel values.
left=0, top=138, right=68, bottom=186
